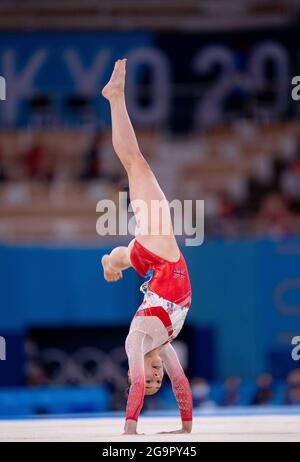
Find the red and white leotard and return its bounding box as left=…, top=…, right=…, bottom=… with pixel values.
left=131, top=239, right=191, bottom=342
left=125, top=239, right=192, bottom=423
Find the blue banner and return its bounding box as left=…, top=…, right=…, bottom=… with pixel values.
left=0, top=32, right=153, bottom=127
left=0, top=27, right=299, bottom=128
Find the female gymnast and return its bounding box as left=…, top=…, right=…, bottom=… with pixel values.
left=101, top=59, right=193, bottom=435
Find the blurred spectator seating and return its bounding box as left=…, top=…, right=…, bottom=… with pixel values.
left=0, top=128, right=158, bottom=242
left=0, top=386, right=109, bottom=417
left=1, top=370, right=300, bottom=417
left=0, top=121, right=300, bottom=242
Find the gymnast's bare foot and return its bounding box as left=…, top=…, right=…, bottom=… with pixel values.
left=102, top=58, right=127, bottom=101
left=101, top=255, right=122, bottom=282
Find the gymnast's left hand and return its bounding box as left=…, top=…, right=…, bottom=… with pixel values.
left=157, top=421, right=192, bottom=434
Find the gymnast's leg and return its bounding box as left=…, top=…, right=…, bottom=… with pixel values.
left=102, top=59, right=179, bottom=262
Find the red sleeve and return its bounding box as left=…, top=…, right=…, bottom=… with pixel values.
left=126, top=376, right=145, bottom=421
left=171, top=372, right=193, bottom=421
left=125, top=330, right=146, bottom=421
left=160, top=343, right=193, bottom=422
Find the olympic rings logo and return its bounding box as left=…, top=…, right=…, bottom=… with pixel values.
left=37, top=346, right=128, bottom=387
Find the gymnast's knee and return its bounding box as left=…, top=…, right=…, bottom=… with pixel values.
left=126, top=153, right=151, bottom=176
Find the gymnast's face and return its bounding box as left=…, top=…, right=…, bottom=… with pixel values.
left=143, top=355, right=164, bottom=395
left=127, top=355, right=164, bottom=396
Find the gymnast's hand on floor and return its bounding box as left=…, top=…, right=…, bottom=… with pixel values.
left=157, top=421, right=192, bottom=434
left=157, top=429, right=188, bottom=434
left=123, top=420, right=145, bottom=435
left=157, top=429, right=190, bottom=434
left=101, top=255, right=123, bottom=282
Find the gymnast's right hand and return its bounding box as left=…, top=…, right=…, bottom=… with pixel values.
left=101, top=255, right=123, bottom=282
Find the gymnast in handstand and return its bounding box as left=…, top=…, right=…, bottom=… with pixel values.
left=101, top=59, right=192, bottom=435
